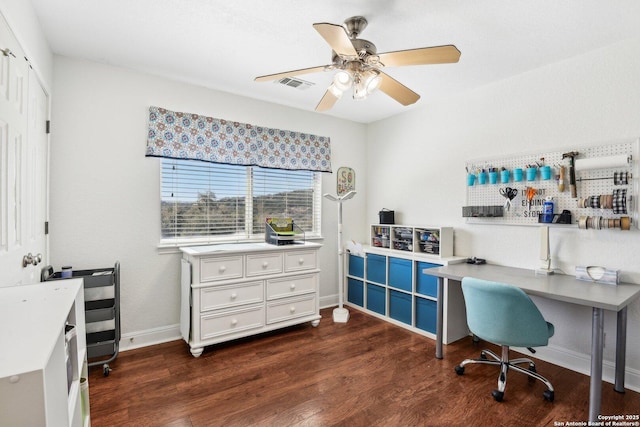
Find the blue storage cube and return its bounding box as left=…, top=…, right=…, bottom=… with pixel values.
left=348, top=254, right=364, bottom=278
left=389, top=290, right=412, bottom=325
left=389, top=257, right=412, bottom=291
left=366, top=283, right=386, bottom=315
left=416, top=262, right=441, bottom=297
left=415, top=297, right=437, bottom=333
left=347, top=278, right=364, bottom=307
left=366, top=254, right=386, bottom=284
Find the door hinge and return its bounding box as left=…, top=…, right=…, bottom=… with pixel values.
left=45, top=120, right=51, bottom=134
left=44, top=221, right=49, bottom=235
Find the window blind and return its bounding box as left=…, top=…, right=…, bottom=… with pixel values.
left=161, top=159, right=321, bottom=243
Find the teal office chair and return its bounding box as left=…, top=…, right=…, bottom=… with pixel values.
left=454, top=277, right=555, bottom=402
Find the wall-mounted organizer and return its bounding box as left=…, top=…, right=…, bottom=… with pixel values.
left=464, top=138, right=639, bottom=229
left=370, top=224, right=453, bottom=257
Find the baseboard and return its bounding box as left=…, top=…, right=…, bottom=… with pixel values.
left=513, top=344, right=640, bottom=393
left=118, top=324, right=182, bottom=352
left=319, top=294, right=338, bottom=309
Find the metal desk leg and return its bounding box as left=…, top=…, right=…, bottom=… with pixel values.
left=615, top=307, right=628, bottom=393
left=589, top=307, right=604, bottom=423
left=436, top=277, right=444, bottom=359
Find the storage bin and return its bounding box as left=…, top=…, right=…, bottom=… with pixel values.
left=389, top=290, right=411, bottom=325
left=415, top=297, right=437, bottom=333
left=366, top=283, right=386, bottom=315
left=347, top=278, right=364, bottom=307
left=348, top=254, right=364, bottom=278
left=366, top=254, right=386, bottom=284
left=378, top=209, right=395, bottom=224
left=389, top=257, right=412, bottom=292
left=416, top=262, right=441, bottom=297
left=86, top=330, right=117, bottom=359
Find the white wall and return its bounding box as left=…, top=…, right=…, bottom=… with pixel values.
left=49, top=56, right=367, bottom=347
left=366, top=37, right=640, bottom=390
left=0, top=0, right=52, bottom=90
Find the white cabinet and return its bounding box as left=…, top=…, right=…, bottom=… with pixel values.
left=0, top=279, right=90, bottom=426
left=181, top=242, right=322, bottom=357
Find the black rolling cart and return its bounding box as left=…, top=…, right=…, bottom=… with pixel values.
left=42, top=261, right=120, bottom=376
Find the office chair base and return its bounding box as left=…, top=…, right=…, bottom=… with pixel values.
left=454, top=346, right=554, bottom=402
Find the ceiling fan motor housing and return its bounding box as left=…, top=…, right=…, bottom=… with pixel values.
left=332, top=38, right=377, bottom=64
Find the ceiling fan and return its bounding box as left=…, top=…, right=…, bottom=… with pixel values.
left=255, top=16, right=461, bottom=112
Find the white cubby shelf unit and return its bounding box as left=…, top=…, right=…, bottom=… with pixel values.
left=346, top=225, right=469, bottom=344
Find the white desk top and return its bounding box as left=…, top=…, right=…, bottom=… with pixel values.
left=0, top=280, right=83, bottom=377
left=423, top=263, right=640, bottom=312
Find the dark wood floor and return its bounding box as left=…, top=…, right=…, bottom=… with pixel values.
left=88, top=308, right=639, bottom=427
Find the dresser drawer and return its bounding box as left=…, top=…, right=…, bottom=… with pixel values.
left=200, top=256, right=244, bottom=282
left=266, top=294, right=316, bottom=324
left=284, top=250, right=317, bottom=272
left=266, top=274, right=317, bottom=300
left=200, top=281, right=263, bottom=312
left=246, top=253, right=283, bottom=277
left=200, top=305, right=264, bottom=339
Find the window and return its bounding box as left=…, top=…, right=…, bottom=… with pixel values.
left=160, top=159, right=322, bottom=245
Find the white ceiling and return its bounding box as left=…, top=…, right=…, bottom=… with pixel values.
left=29, top=0, right=640, bottom=123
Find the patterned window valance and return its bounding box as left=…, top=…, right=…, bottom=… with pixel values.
left=145, top=106, right=332, bottom=172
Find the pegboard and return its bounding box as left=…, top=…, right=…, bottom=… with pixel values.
left=464, top=138, right=639, bottom=228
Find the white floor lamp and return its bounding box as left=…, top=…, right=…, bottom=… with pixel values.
left=324, top=190, right=356, bottom=323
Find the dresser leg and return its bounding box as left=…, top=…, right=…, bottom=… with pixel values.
left=311, top=319, right=320, bottom=327
left=190, top=346, right=204, bottom=358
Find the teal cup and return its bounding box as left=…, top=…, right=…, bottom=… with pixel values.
left=526, top=167, right=537, bottom=181
left=489, top=171, right=498, bottom=184
left=540, top=165, right=552, bottom=180
left=513, top=168, right=523, bottom=182
left=500, top=170, right=510, bottom=183
left=467, top=174, right=476, bottom=186
left=477, top=172, right=487, bottom=185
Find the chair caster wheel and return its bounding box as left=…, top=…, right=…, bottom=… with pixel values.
left=543, top=390, right=554, bottom=402
left=454, top=365, right=465, bottom=375
left=103, top=364, right=111, bottom=377
left=492, top=390, right=504, bottom=402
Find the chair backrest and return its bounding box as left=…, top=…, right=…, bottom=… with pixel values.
left=461, top=277, right=552, bottom=348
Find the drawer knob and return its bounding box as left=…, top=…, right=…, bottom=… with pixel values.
left=290, top=283, right=296, bottom=290
left=219, top=265, right=226, bottom=273
left=290, top=306, right=296, bottom=313
left=230, top=293, right=237, bottom=300
left=262, top=261, right=269, bottom=268
left=231, top=319, right=238, bottom=326
left=298, top=258, right=304, bottom=265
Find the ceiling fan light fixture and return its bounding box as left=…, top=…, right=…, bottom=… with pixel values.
left=352, top=73, right=368, bottom=100
left=327, top=83, right=344, bottom=99
left=364, top=69, right=382, bottom=93
left=333, top=70, right=353, bottom=91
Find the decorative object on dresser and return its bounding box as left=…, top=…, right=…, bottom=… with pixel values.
left=180, top=243, right=322, bottom=357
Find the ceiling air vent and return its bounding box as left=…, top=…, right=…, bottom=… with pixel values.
left=276, top=77, right=314, bottom=90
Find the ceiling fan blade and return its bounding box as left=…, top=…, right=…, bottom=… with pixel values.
left=312, top=23, right=357, bottom=58
left=377, top=45, right=461, bottom=67
left=315, top=90, right=339, bottom=112
left=378, top=72, right=420, bottom=106
left=255, top=65, right=328, bottom=82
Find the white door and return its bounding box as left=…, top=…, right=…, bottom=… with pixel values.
left=0, top=15, right=49, bottom=286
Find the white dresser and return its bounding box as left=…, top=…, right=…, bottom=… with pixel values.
left=180, top=242, right=322, bottom=357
